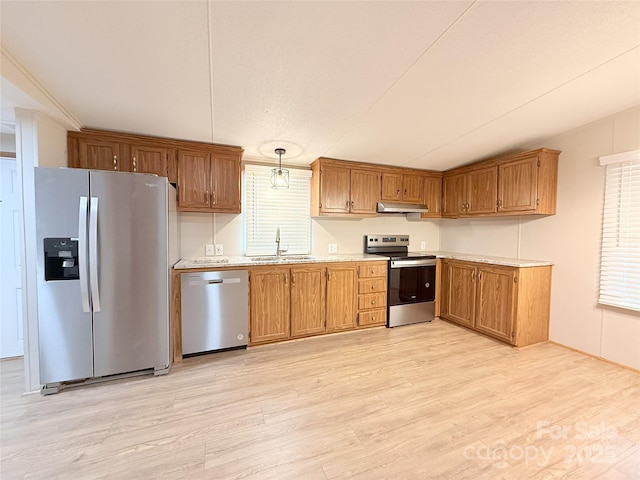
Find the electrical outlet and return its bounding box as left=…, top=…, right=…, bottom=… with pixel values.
left=205, top=244, right=214, bottom=256
left=420, top=241, right=426, bottom=250
left=215, top=244, right=224, bottom=256
left=328, top=243, right=338, bottom=254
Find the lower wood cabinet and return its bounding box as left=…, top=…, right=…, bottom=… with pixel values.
left=439, top=259, right=551, bottom=347
left=290, top=266, right=326, bottom=338
left=325, top=265, right=358, bottom=332
left=249, top=267, right=291, bottom=344
left=357, top=262, right=387, bottom=326
left=248, top=261, right=384, bottom=346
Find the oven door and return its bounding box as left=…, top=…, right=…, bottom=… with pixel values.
left=388, top=261, right=436, bottom=306
left=387, top=259, right=436, bottom=327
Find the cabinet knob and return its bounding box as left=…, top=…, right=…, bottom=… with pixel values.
left=113, top=155, right=118, bottom=170
left=132, top=156, right=137, bottom=172
left=371, top=300, right=375, bottom=305
left=371, top=285, right=375, bottom=289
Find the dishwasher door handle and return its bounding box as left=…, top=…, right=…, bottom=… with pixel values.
left=188, top=278, right=242, bottom=286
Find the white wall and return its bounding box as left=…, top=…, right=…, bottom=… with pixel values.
left=179, top=212, right=440, bottom=258
left=439, top=106, right=640, bottom=370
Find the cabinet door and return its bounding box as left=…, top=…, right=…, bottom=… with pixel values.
left=350, top=169, right=379, bottom=215
left=442, top=261, right=476, bottom=327
left=320, top=166, right=351, bottom=213
left=177, top=150, right=211, bottom=210
left=78, top=139, right=121, bottom=171
left=290, top=266, right=326, bottom=338
left=442, top=173, right=467, bottom=216
left=250, top=268, right=290, bottom=344
left=498, top=155, right=538, bottom=213
left=402, top=174, right=425, bottom=204
left=211, top=154, right=241, bottom=213
left=130, top=144, right=168, bottom=177
left=422, top=176, right=442, bottom=218
left=467, top=167, right=497, bottom=214
left=326, top=265, right=357, bottom=331
left=475, top=266, right=516, bottom=343
left=380, top=172, right=402, bottom=201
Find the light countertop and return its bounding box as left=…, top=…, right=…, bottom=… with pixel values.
left=422, top=251, right=554, bottom=268
left=173, top=253, right=388, bottom=270
left=174, top=251, right=552, bottom=270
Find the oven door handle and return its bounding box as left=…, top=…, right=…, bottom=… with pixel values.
left=391, top=259, right=437, bottom=268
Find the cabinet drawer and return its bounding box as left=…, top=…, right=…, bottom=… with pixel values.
left=358, top=263, right=387, bottom=278
left=358, top=309, right=386, bottom=326
left=358, top=278, right=386, bottom=294
left=358, top=293, right=386, bottom=310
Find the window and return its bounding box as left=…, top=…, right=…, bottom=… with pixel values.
left=599, top=150, right=640, bottom=312
left=244, top=164, right=312, bottom=256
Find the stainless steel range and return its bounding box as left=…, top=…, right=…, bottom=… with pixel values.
left=365, top=234, right=436, bottom=327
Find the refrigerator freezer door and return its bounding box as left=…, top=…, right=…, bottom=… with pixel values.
left=90, top=171, right=169, bottom=377
left=35, top=168, right=94, bottom=384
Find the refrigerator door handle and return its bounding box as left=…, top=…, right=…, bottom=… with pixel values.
left=89, top=196, right=101, bottom=312
left=78, top=196, right=91, bottom=312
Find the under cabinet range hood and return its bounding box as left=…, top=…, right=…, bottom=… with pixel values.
left=376, top=202, right=429, bottom=214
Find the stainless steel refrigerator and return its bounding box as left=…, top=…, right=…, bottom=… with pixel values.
left=35, top=167, right=178, bottom=394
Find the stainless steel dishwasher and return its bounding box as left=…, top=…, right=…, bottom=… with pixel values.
left=181, top=270, right=248, bottom=355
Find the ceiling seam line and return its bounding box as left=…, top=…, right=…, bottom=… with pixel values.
left=319, top=0, right=480, bottom=157
left=405, top=43, right=640, bottom=166
left=207, top=0, right=215, bottom=143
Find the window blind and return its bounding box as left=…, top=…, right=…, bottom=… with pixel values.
left=599, top=150, right=640, bottom=312
left=244, top=164, right=312, bottom=256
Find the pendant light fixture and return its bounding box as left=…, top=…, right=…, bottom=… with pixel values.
left=271, top=148, right=290, bottom=189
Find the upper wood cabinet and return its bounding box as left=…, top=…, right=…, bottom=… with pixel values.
left=442, top=148, right=559, bottom=218
left=497, top=150, right=558, bottom=215
left=68, top=129, right=243, bottom=197
left=421, top=174, right=443, bottom=218
left=69, top=130, right=175, bottom=180
left=130, top=144, right=171, bottom=177
left=439, top=258, right=552, bottom=347
left=443, top=166, right=497, bottom=216
left=311, top=159, right=380, bottom=217
left=380, top=171, right=425, bottom=204
left=177, top=149, right=242, bottom=213
left=76, top=137, right=121, bottom=171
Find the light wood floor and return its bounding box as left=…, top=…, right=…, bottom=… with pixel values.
left=1, top=319, right=639, bottom=479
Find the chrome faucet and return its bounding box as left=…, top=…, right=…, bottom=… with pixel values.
left=275, top=228, right=288, bottom=256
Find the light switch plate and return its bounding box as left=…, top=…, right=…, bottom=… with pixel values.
left=420, top=241, right=426, bottom=250
left=328, top=243, right=338, bottom=254
left=215, top=244, right=224, bottom=255
left=205, top=244, right=214, bottom=256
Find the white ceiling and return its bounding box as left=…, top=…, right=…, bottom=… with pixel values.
left=1, top=1, right=639, bottom=170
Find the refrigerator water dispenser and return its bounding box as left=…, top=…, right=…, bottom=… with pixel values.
left=44, top=238, right=79, bottom=281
